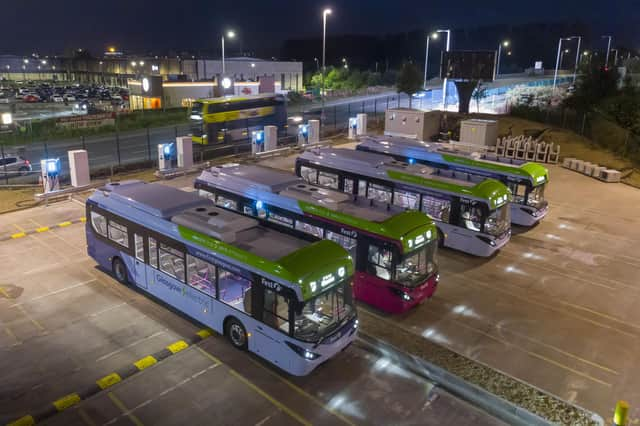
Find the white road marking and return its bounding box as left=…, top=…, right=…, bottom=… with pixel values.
left=9, top=279, right=97, bottom=308
left=96, top=330, right=166, bottom=362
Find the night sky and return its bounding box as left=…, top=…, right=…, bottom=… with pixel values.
left=3, top=0, right=639, bottom=56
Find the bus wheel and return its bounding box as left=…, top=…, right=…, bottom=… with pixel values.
left=226, top=318, right=248, bottom=350
left=112, top=257, right=129, bottom=285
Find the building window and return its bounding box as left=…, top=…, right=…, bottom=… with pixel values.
left=108, top=220, right=129, bottom=248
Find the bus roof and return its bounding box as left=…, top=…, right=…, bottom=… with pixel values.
left=298, top=148, right=511, bottom=209
left=90, top=181, right=352, bottom=301
left=195, top=94, right=280, bottom=105
left=197, top=165, right=438, bottom=252
left=358, top=135, right=549, bottom=186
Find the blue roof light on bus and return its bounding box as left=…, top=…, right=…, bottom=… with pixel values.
left=408, top=158, right=416, bottom=165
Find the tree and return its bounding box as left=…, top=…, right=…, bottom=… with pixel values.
left=472, top=83, right=488, bottom=113
left=396, top=62, right=422, bottom=108
left=563, top=65, right=619, bottom=112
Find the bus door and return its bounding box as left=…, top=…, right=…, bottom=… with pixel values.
left=133, top=233, right=147, bottom=288
left=253, top=280, right=293, bottom=372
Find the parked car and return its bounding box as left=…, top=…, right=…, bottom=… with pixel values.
left=63, top=93, right=76, bottom=102
left=23, top=94, right=40, bottom=103
left=0, top=154, right=32, bottom=175
left=51, top=94, right=64, bottom=102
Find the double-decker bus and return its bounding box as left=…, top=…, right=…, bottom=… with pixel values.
left=357, top=135, right=549, bottom=226
left=295, top=148, right=512, bottom=257
left=190, top=94, right=287, bottom=145
left=195, top=164, right=439, bottom=314
left=86, top=180, right=357, bottom=376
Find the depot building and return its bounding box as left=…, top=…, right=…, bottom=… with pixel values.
left=128, top=73, right=284, bottom=110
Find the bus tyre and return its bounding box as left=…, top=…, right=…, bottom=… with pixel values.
left=112, top=257, right=129, bottom=285
left=437, top=229, right=445, bottom=248
left=226, top=318, right=247, bottom=350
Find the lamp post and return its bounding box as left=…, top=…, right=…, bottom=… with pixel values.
left=611, top=49, right=619, bottom=67
left=496, top=40, right=510, bottom=77
left=321, top=8, right=332, bottom=113
left=435, top=29, right=451, bottom=110
left=553, top=36, right=580, bottom=92
left=602, top=35, right=613, bottom=68
left=221, top=30, right=235, bottom=75
left=423, top=32, right=438, bottom=89
left=560, top=49, right=569, bottom=68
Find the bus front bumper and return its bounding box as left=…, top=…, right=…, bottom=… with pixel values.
left=511, top=203, right=549, bottom=227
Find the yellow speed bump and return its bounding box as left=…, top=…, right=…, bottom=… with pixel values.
left=79, top=217, right=87, bottom=223
left=7, top=415, right=35, bottom=426
left=36, top=226, right=50, bottom=233
left=134, top=355, right=158, bottom=371
left=614, top=400, right=629, bottom=426
left=58, top=221, right=73, bottom=227
left=53, top=392, right=81, bottom=411
left=197, top=329, right=212, bottom=339
left=166, top=340, right=189, bottom=354
left=96, top=372, right=122, bottom=390
left=10, top=232, right=26, bottom=239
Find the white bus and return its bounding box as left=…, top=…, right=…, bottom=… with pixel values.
left=86, top=180, right=357, bottom=376
left=295, top=148, right=512, bottom=257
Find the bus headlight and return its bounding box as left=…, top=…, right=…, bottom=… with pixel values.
left=402, top=293, right=411, bottom=301
left=285, top=341, right=321, bottom=360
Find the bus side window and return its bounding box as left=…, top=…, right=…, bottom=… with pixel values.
left=326, top=231, right=357, bottom=259
left=318, top=171, right=339, bottom=189
left=159, top=243, right=185, bottom=282
left=108, top=220, right=129, bottom=248
left=509, top=183, right=526, bottom=203
left=367, top=244, right=392, bottom=281
left=263, top=288, right=291, bottom=334
left=216, top=195, right=237, bottom=210
left=186, top=254, right=216, bottom=297
left=134, top=234, right=144, bottom=261
left=199, top=189, right=216, bottom=201
left=300, top=166, right=318, bottom=184
left=91, top=211, right=107, bottom=237
left=422, top=195, right=451, bottom=223
left=148, top=237, right=158, bottom=269
left=357, top=180, right=367, bottom=197
left=393, top=189, right=419, bottom=210
left=219, top=268, right=252, bottom=314
left=367, top=183, right=392, bottom=204
left=295, top=220, right=324, bottom=238
left=344, top=178, right=354, bottom=194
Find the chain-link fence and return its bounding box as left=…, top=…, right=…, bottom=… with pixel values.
left=0, top=93, right=419, bottom=187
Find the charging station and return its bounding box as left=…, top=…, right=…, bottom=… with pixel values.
left=68, top=150, right=90, bottom=187
left=40, top=158, right=61, bottom=193
left=264, top=125, right=277, bottom=152
left=297, top=124, right=309, bottom=146
left=252, top=130, right=265, bottom=154
left=348, top=117, right=357, bottom=139
left=158, top=142, right=177, bottom=170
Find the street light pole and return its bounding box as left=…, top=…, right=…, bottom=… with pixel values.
left=602, top=35, right=613, bottom=68
left=496, top=40, right=509, bottom=77
left=321, top=8, right=332, bottom=113
left=552, top=38, right=564, bottom=92
left=572, top=36, right=581, bottom=84
left=436, top=29, right=451, bottom=110
left=221, top=30, right=236, bottom=75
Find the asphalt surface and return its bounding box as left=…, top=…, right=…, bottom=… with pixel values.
left=258, top=146, right=640, bottom=422
left=0, top=194, right=504, bottom=426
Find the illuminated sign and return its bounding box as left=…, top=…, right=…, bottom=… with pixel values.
left=321, top=273, right=335, bottom=287
left=221, top=77, right=232, bottom=89
left=536, top=175, right=546, bottom=183
left=142, top=77, right=150, bottom=93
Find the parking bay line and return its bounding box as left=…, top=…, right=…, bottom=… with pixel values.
left=107, top=392, right=144, bottom=426
left=195, top=347, right=312, bottom=426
